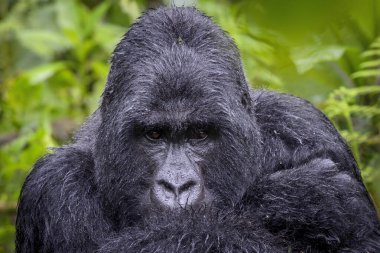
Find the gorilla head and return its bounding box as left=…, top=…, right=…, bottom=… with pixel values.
left=93, top=8, right=261, bottom=225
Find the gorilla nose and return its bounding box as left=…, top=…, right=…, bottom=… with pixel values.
left=153, top=178, right=202, bottom=208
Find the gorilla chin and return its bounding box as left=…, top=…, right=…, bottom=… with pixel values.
left=16, top=6, right=380, bottom=253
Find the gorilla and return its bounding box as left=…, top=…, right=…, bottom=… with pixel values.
left=16, top=7, right=380, bottom=253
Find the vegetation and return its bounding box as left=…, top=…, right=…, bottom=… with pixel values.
left=0, top=0, right=379, bottom=251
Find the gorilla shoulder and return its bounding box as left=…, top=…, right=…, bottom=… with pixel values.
left=251, top=90, right=360, bottom=176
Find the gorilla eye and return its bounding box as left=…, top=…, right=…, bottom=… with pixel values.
left=189, top=128, right=208, bottom=140
left=146, top=130, right=162, bottom=140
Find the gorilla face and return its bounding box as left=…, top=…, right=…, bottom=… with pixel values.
left=93, top=50, right=260, bottom=226
left=88, top=10, right=264, bottom=223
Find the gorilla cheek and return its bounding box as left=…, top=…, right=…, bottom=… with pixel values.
left=204, top=151, right=252, bottom=203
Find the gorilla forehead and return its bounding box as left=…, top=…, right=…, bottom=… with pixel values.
left=105, top=7, right=248, bottom=103
left=135, top=50, right=236, bottom=107
left=112, top=45, right=241, bottom=118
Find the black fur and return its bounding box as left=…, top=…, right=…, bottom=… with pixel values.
left=16, top=7, right=380, bottom=253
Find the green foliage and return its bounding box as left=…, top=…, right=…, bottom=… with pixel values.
left=1, top=0, right=379, bottom=251
left=0, top=0, right=141, bottom=251
left=0, top=0, right=124, bottom=203
left=324, top=86, right=380, bottom=170
left=323, top=39, right=380, bottom=207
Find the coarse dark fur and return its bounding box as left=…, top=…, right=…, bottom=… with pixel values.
left=16, top=7, right=380, bottom=253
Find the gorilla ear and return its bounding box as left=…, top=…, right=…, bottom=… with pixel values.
left=241, top=92, right=251, bottom=111
left=236, top=77, right=252, bottom=112
left=101, top=84, right=114, bottom=113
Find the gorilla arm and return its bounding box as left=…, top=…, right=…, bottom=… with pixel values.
left=16, top=148, right=110, bottom=252
left=16, top=147, right=283, bottom=253
left=98, top=208, right=284, bottom=253
left=246, top=90, right=380, bottom=252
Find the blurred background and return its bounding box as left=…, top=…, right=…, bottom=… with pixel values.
left=1, top=0, right=380, bottom=251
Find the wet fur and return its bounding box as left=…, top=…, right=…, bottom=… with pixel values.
left=16, top=7, right=380, bottom=253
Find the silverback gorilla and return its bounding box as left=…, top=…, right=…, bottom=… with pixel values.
left=16, top=7, right=380, bottom=253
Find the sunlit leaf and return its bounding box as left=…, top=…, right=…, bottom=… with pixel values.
left=94, top=23, right=125, bottom=53
left=352, top=69, right=380, bottom=79
left=359, top=59, right=380, bottom=68
left=120, top=0, right=142, bottom=20
left=291, top=45, right=346, bottom=74
left=16, top=29, right=71, bottom=58
left=361, top=49, right=380, bottom=58
left=56, top=0, right=80, bottom=32
left=91, top=2, right=111, bottom=24
left=23, top=63, right=67, bottom=85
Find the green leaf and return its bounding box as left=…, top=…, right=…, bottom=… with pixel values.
left=91, top=2, right=111, bottom=24
left=120, top=0, right=142, bottom=20
left=351, top=86, right=380, bottom=95
left=16, top=29, right=71, bottom=58
left=56, top=0, right=80, bottom=32
left=351, top=69, right=380, bottom=79
left=371, top=41, right=380, bottom=48
left=359, top=59, right=380, bottom=68
left=361, top=49, right=380, bottom=58
left=23, top=63, right=67, bottom=85
left=349, top=105, right=380, bottom=115
left=291, top=45, right=346, bottom=74
left=94, top=23, right=125, bottom=53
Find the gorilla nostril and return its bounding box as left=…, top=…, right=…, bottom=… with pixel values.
left=179, top=180, right=197, bottom=194
left=157, top=180, right=175, bottom=193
